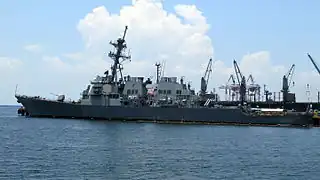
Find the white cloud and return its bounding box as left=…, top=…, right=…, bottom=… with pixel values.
left=62, top=52, right=84, bottom=61
left=0, top=57, right=23, bottom=69
left=2, top=0, right=320, bottom=104
left=24, top=44, right=43, bottom=53
left=76, top=0, right=214, bottom=85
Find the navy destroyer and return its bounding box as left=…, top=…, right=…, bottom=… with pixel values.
left=15, top=26, right=313, bottom=127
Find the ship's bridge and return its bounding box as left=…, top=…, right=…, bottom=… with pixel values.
left=160, top=77, right=177, bottom=83
left=125, top=75, right=144, bottom=83
left=123, top=75, right=145, bottom=96
left=90, top=75, right=112, bottom=84
left=154, top=76, right=193, bottom=100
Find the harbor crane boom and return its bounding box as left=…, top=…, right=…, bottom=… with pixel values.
left=233, top=59, right=243, bottom=85
left=307, top=53, right=320, bottom=76
left=233, top=59, right=247, bottom=103
left=200, top=58, right=213, bottom=95
left=285, top=64, right=295, bottom=87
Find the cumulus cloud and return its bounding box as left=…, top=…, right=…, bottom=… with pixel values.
left=0, top=57, right=22, bottom=70
left=1, top=0, right=320, bottom=104
left=76, top=0, right=213, bottom=85
left=24, top=44, right=42, bottom=53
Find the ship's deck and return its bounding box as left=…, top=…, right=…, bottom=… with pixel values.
left=214, top=101, right=319, bottom=112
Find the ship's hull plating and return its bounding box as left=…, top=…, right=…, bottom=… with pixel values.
left=16, top=96, right=312, bottom=126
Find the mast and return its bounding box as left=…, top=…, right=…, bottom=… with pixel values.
left=155, top=62, right=161, bottom=84
left=108, top=26, right=131, bottom=84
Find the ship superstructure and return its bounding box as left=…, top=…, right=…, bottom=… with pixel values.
left=146, top=76, right=197, bottom=107
left=77, top=26, right=133, bottom=107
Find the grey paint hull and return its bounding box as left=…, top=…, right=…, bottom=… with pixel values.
left=16, top=96, right=312, bottom=126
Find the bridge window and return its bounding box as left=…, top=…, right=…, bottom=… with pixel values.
left=176, top=90, right=182, bottom=94
left=109, top=94, right=119, bottom=99
left=114, top=94, right=119, bottom=99
left=135, top=89, right=138, bottom=94
left=167, top=90, right=171, bottom=94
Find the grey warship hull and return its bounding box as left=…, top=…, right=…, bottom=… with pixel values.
left=16, top=95, right=312, bottom=127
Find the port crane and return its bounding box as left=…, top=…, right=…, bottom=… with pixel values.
left=219, top=60, right=248, bottom=101
left=282, top=64, right=295, bottom=90
left=200, top=58, right=213, bottom=95
left=219, top=59, right=261, bottom=102
left=233, top=59, right=247, bottom=102
left=307, top=53, right=320, bottom=103
left=307, top=53, right=320, bottom=76
left=281, top=64, right=295, bottom=103
left=233, top=60, right=263, bottom=102
left=233, top=59, right=244, bottom=85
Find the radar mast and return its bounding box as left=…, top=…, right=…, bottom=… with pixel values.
left=108, top=26, right=131, bottom=85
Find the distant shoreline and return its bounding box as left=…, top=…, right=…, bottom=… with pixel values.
left=0, top=105, right=20, bottom=107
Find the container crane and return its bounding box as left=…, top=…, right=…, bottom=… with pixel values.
left=200, top=58, right=213, bottom=95
left=219, top=74, right=238, bottom=101
left=228, top=74, right=239, bottom=92
left=228, top=74, right=239, bottom=101
left=281, top=64, right=295, bottom=103
left=247, top=74, right=260, bottom=102
left=247, top=75, right=257, bottom=91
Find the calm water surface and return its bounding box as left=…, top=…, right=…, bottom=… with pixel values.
left=0, top=105, right=320, bottom=179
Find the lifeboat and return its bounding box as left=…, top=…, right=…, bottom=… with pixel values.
left=313, top=110, right=320, bottom=119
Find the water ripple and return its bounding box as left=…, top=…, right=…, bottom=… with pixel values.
left=1, top=106, right=320, bottom=179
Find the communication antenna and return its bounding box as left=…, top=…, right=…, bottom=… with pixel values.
left=14, top=84, right=18, bottom=96
left=161, top=60, right=166, bottom=78
left=306, top=84, right=311, bottom=102
left=155, top=62, right=161, bottom=84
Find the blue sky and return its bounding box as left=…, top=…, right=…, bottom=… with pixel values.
left=1, top=0, right=320, bottom=104
left=1, top=0, right=319, bottom=69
